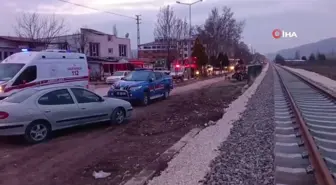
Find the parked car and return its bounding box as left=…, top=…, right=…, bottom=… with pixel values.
left=107, top=69, right=174, bottom=105
left=105, top=70, right=131, bottom=84
left=153, top=67, right=170, bottom=75
left=170, top=64, right=185, bottom=81
left=0, top=86, right=133, bottom=144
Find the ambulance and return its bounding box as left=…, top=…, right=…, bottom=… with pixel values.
left=0, top=49, right=89, bottom=99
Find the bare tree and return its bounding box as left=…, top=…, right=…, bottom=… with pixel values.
left=14, top=12, right=68, bottom=47
left=113, top=24, right=118, bottom=36
left=154, top=5, right=178, bottom=69
left=196, top=6, right=244, bottom=58
left=72, top=30, right=90, bottom=54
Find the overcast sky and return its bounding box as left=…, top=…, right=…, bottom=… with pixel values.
left=1, top=0, right=335, bottom=54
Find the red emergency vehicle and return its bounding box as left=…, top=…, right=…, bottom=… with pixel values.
left=171, top=57, right=198, bottom=79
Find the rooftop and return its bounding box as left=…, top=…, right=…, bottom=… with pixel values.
left=0, top=36, right=44, bottom=43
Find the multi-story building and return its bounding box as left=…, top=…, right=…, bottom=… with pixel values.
left=138, top=38, right=179, bottom=63
left=177, top=36, right=197, bottom=59
left=0, top=36, right=45, bottom=61
left=49, top=28, right=131, bottom=59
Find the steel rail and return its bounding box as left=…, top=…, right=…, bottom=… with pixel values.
left=274, top=65, right=336, bottom=185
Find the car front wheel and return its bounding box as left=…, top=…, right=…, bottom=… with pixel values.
left=141, top=92, right=150, bottom=106
left=110, top=107, right=126, bottom=124
left=24, top=121, right=51, bottom=144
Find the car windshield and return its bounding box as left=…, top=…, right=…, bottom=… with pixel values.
left=112, top=71, right=124, bottom=76
left=123, top=71, right=150, bottom=81
left=2, top=88, right=38, bottom=103
left=0, top=63, right=25, bottom=81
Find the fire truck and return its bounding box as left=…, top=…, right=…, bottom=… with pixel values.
left=170, top=57, right=198, bottom=80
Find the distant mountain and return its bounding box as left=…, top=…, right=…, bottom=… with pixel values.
left=266, top=37, right=336, bottom=60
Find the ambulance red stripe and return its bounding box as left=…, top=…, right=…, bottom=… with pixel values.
left=4, top=76, right=89, bottom=93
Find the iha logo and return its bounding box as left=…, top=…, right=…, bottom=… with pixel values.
left=272, top=29, right=298, bottom=39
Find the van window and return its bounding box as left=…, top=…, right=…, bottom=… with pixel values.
left=0, top=63, right=25, bottom=81
left=13, top=66, right=37, bottom=86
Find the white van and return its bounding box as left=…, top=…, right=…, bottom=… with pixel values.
left=0, top=49, right=89, bottom=99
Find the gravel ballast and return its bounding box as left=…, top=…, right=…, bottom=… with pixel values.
left=202, top=66, right=274, bottom=185
left=147, top=64, right=270, bottom=185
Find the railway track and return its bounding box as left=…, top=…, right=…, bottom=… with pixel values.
left=274, top=64, right=336, bottom=185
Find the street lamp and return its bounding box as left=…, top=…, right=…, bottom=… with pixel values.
left=176, top=0, right=202, bottom=59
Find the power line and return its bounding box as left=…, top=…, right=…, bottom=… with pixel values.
left=57, top=0, right=135, bottom=20
left=57, top=0, right=143, bottom=51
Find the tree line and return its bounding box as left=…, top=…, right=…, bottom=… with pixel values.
left=12, top=5, right=254, bottom=72
left=13, top=12, right=120, bottom=54
left=275, top=51, right=327, bottom=64
left=154, top=5, right=254, bottom=71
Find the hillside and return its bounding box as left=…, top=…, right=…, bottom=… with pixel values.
left=267, top=37, right=336, bottom=59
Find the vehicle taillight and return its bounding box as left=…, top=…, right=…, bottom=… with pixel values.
left=0, top=84, right=6, bottom=93
left=176, top=64, right=180, bottom=68
left=0, top=112, right=9, bottom=119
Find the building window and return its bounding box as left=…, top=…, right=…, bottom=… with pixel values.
left=108, top=35, right=112, bottom=41
left=58, top=43, right=68, bottom=50
left=4, top=52, right=8, bottom=59
left=184, top=54, right=188, bottom=58
left=108, top=48, right=113, bottom=54
left=0, top=52, right=2, bottom=60
left=89, top=43, right=100, bottom=57
left=119, top=44, right=127, bottom=57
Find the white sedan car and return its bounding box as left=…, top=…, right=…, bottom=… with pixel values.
left=106, top=71, right=131, bottom=84
left=0, top=86, right=133, bottom=144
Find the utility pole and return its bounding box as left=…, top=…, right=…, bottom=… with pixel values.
left=135, top=15, right=141, bottom=49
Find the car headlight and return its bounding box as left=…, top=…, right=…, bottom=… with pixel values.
left=129, top=86, right=142, bottom=91
left=229, top=66, right=235, bottom=70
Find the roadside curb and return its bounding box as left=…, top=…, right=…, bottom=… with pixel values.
left=121, top=128, right=202, bottom=185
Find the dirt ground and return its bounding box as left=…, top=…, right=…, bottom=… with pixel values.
left=0, top=79, right=244, bottom=185
left=285, top=61, right=336, bottom=80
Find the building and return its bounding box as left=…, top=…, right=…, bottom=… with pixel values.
left=138, top=38, right=179, bottom=63
left=0, top=36, right=46, bottom=61
left=49, top=28, right=131, bottom=59
left=177, top=36, right=197, bottom=59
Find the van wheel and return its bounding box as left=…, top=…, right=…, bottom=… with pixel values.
left=110, top=107, right=126, bottom=124
left=142, top=92, right=150, bottom=106
left=24, top=121, right=51, bottom=144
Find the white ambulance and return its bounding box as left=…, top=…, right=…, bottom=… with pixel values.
left=0, top=49, right=89, bottom=99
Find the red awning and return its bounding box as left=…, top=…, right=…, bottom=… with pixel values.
left=129, top=60, right=144, bottom=65
left=102, top=62, right=128, bottom=65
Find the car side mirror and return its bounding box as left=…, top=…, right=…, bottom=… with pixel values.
left=148, top=78, right=154, bottom=82
left=120, top=77, right=125, bottom=80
